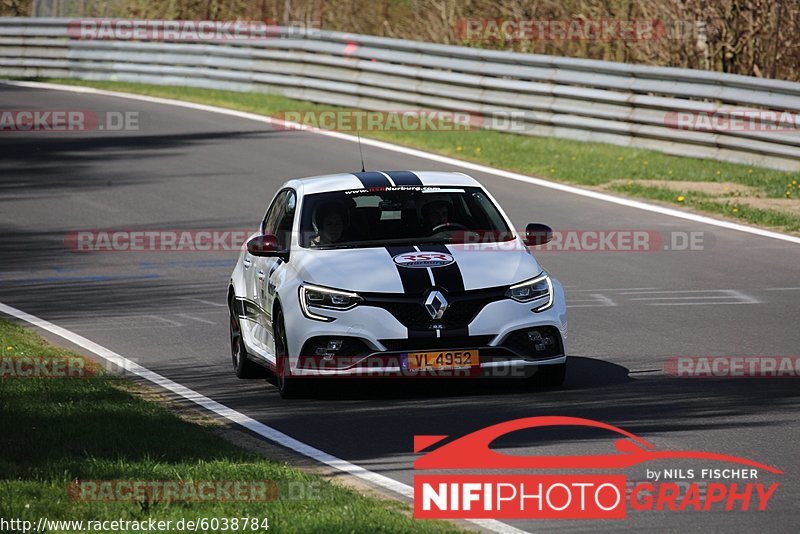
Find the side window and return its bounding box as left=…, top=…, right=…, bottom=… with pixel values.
left=261, top=189, right=296, bottom=250
left=276, top=190, right=296, bottom=249
left=262, top=191, right=287, bottom=236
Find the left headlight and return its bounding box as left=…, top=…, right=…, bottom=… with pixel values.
left=299, top=283, right=363, bottom=322
left=505, top=272, right=553, bottom=312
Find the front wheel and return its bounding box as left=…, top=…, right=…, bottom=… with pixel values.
left=230, top=297, right=268, bottom=379
left=273, top=307, right=309, bottom=398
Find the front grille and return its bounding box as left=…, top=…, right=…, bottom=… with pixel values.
left=363, top=286, right=506, bottom=331
left=376, top=299, right=494, bottom=330
left=380, top=335, right=494, bottom=352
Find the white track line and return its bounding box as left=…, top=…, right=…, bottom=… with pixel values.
left=4, top=79, right=800, bottom=246
left=0, top=301, right=525, bottom=534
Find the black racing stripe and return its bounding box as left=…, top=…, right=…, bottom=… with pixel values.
left=387, top=246, right=434, bottom=339
left=424, top=244, right=465, bottom=293
left=423, top=244, right=467, bottom=338
left=385, top=171, right=423, bottom=186
left=353, top=171, right=391, bottom=188
left=386, top=246, right=432, bottom=295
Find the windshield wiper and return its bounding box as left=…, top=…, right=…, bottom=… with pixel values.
left=313, top=239, right=400, bottom=250
left=414, top=237, right=452, bottom=245
left=312, top=237, right=449, bottom=250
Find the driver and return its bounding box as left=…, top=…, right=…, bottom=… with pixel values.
left=312, top=202, right=348, bottom=246
left=421, top=198, right=454, bottom=234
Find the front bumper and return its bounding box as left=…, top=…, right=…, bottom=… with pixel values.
left=282, top=279, right=568, bottom=377
left=291, top=324, right=566, bottom=378
left=290, top=354, right=566, bottom=378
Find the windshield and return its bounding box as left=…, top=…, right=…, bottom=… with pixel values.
left=299, top=185, right=514, bottom=249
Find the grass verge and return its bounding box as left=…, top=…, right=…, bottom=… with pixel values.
left=0, top=320, right=458, bottom=533
left=18, top=78, right=800, bottom=233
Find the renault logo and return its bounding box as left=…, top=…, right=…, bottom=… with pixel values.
left=424, top=290, right=449, bottom=320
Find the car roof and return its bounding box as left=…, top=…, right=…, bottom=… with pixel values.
left=284, top=171, right=481, bottom=195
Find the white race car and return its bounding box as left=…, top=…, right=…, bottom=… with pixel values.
left=228, top=171, right=567, bottom=397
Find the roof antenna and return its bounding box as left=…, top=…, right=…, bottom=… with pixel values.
left=357, top=132, right=366, bottom=172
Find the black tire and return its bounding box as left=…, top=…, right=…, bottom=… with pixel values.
left=530, top=361, right=567, bottom=387
left=229, top=296, right=268, bottom=379
left=273, top=307, right=308, bottom=398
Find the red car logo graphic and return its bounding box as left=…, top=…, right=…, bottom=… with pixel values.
left=414, top=416, right=783, bottom=473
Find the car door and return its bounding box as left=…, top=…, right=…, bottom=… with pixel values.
left=256, top=189, right=296, bottom=357
left=242, top=190, right=286, bottom=356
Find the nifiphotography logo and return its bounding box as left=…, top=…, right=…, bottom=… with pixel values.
left=413, top=416, right=782, bottom=520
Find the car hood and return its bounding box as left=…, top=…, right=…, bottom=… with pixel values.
left=291, top=242, right=542, bottom=293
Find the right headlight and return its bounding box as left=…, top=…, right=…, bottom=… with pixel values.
left=505, top=272, right=553, bottom=312
left=299, top=283, right=363, bottom=322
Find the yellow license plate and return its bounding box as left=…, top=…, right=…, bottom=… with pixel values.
left=405, top=350, right=480, bottom=370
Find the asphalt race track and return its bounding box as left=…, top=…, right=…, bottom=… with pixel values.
left=2, top=83, right=799, bottom=532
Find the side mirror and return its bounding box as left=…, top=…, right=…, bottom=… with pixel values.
left=246, top=234, right=284, bottom=257
left=525, top=223, right=553, bottom=246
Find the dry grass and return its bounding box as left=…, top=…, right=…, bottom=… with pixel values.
left=736, top=197, right=800, bottom=217
left=602, top=177, right=800, bottom=227
left=606, top=180, right=762, bottom=196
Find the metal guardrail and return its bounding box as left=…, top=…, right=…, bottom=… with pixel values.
left=2, top=17, right=799, bottom=171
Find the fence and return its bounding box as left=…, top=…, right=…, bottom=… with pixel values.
left=2, top=17, right=799, bottom=171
